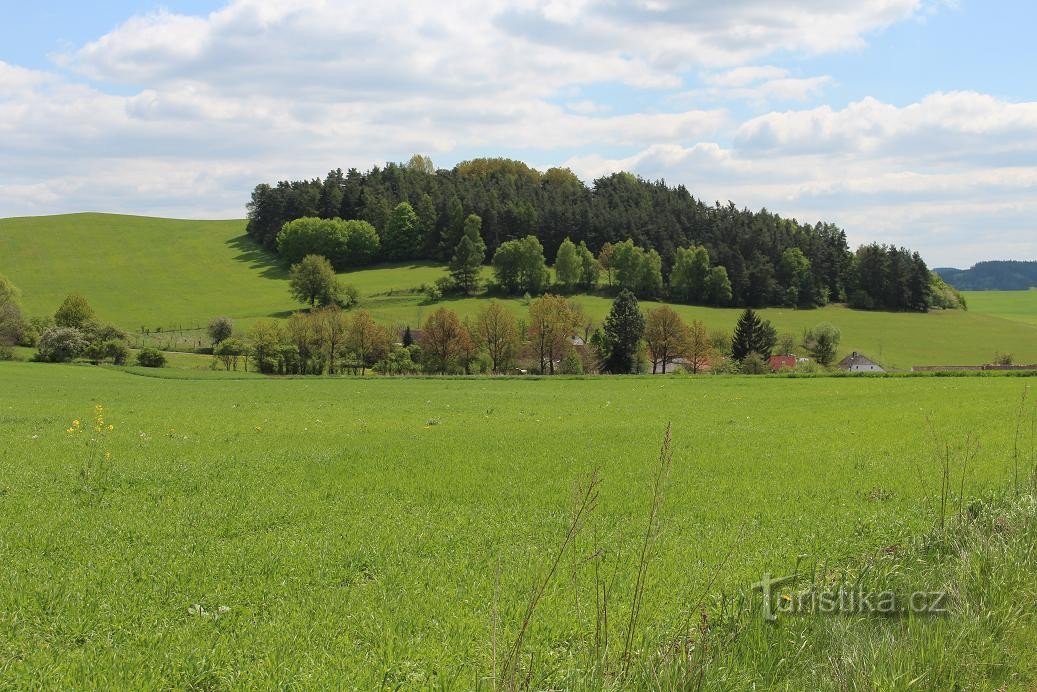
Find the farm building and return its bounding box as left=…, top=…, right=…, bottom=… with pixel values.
left=768, top=355, right=797, bottom=371
left=838, top=352, right=885, bottom=373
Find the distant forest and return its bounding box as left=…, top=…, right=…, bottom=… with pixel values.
left=246, top=156, right=955, bottom=312
left=936, top=261, right=1037, bottom=291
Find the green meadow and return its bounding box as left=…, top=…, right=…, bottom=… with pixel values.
left=964, top=288, right=1037, bottom=328
left=3, top=213, right=1036, bottom=369
left=1, top=362, right=1036, bottom=688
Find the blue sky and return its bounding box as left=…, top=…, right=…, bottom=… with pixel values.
left=1, top=1, right=1035, bottom=266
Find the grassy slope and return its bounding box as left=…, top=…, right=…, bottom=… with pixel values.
left=964, top=288, right=1037, bottom=328
left=0, top=362, right=1034, bottom=687
left=0, top=213, right=296, bottom=330
left=2, top=213, right=1036, bottom=368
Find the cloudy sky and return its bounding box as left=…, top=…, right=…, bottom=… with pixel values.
left=1, top=0, right=1035, bottom=267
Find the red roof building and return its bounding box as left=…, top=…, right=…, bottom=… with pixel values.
left=769, top=355, right=797, bottom=372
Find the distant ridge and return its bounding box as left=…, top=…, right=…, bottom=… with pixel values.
left=936, top=261, right=1037, bottom=291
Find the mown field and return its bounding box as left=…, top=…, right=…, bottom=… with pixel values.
left=964, top=288, right=1037, bottom=328
left=1, top=362, right=1035, bottom=688
left=2, top=213, right=1036, bottom=369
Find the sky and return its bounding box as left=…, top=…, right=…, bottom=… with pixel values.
left=1, top=1, right=1035, bottom=267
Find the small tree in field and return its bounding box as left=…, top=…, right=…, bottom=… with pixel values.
left=214, top=338, right=247, bottom=371
left=208, top=317, right=234, bottom=346
left=54, top=294, right=95, bottom=328
left=805, top=322, right=841, bottom=366
left=136, top=347, right=167, bottom=368
left=289, top=255, right=342, bottom=307
left=554, top=238, right=581, bottom=291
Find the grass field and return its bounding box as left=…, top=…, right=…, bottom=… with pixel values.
left=2, top=213, right=1036, bottom=369
left=964, top=289, right=1037, bottom=328
left=1, top=362, right=1036, bottom=688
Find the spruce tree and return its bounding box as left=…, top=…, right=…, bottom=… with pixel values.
left=449, top=214, right=486, bottom=294
left=597, top=289, right=645, bottom=374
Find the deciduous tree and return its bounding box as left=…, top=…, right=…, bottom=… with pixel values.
left=473, top=301, right=519, bottom=374
left=528, top=295, right=579, bottom=374
left=54, top=293, right=94, bottom=329
left=644, top=306, right=690, bottom=374
left=420, top=307, right=469, bottom=374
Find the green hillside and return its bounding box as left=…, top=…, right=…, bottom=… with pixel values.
left=2, top=213, right=1035, bottom=368
left=964, top=289, right=1037, bottom=327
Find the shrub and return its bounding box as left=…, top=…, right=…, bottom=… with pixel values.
left=136, top=347, right=167, bottom=368
left=54, top=294, right=95, bottom=328
left=739, top=352, right=770, bottom=375
left=208, top=317, right=234, bottom=345
left=560, top=349, right=584, bottom=375
left=86, top=339, right=129, bottom=365
left=35, top=327, right=88, bottom=362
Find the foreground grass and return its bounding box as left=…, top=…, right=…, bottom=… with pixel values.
left=1, top=362, right=1035, bottom=687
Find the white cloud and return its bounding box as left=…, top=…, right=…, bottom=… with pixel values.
left=1, top=0, right=1033, bottom=266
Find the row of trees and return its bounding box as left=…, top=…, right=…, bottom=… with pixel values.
left=247, top=156, right=949, bottom=311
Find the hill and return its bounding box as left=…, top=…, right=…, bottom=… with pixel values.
left=1, top=213, right=1036, bottom=368
left=936, top=261, right=1037, bottom=291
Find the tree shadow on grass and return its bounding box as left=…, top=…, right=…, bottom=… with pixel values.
left=226, top=234, right=289, bottom=280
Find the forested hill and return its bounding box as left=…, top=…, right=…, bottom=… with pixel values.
left=936, top=261, right=1037, bottom=291
left=246, top=156, right=944, bottom=311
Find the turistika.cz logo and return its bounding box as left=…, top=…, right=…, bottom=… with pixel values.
left=752, top=572, right=950, bottom=622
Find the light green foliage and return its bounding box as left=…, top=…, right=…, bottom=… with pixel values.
left=135, top=346, right=166, bottom=368
left=492, top=235, right=550, bottom=295
left=54, top=293, right=95, bottom=328
left=277, top=217, right=380, bottom=269
left=805, top=322, right=842, bottom=366
left=382, top=202, right=422, bottom=261
left=0, top=274, right=23, bottom=355
left=669, top=245, right=711, bottom=303
left=707, top=265, right=733, bottom=306
left=554, top=238, right=581, bottom=291
left=778, top=247, right=814, bottom=307
left=288, top=255, right=341, bottom=307
left=0, top=364, right=1034, bottom=687
left=610, top=239, right=663, bottom=298
left=577, top=240, right=599, bottom=290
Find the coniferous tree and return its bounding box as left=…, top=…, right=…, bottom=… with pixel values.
left=597, top=289, right=645, bottom=374
left=731, top=308, right=775, bottom=361
left=449, top=214, right=486, bottom=294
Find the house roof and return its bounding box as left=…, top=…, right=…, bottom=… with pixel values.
left=768, top=355, right=797, bottom=371
left=838, top=351, right=882, bottom=369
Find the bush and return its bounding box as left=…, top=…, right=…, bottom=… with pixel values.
left=86, top=339, right=129, bottom=365
left=560, top=349, right=584, bottom=375
left=277, top=217, right=380, bottom=269
left=208, top=317, right=234, bottom=345
left=19, top=316, right=53, bottom=347
left=136, top=347, right=167, bottom=368
left=739, top=352, right=770, bottom=375
left=35, top=326, right=88, bottom=362
left=335, top=284, right=360, bottom=309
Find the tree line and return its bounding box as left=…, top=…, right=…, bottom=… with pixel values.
left=247, top=156, right=958, bottom=312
